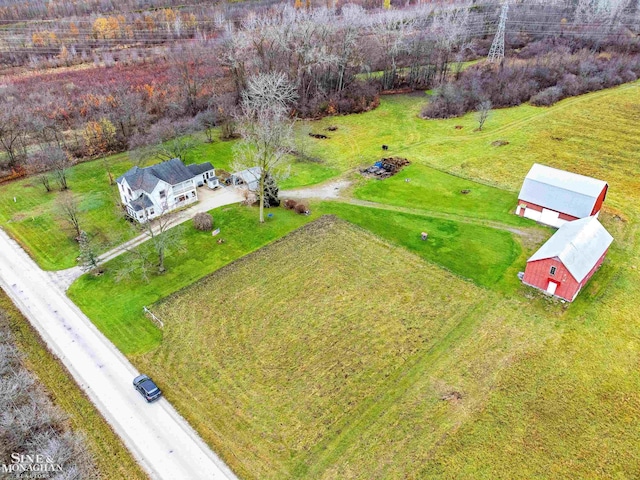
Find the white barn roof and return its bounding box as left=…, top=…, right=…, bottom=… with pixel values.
left=518, top=164, right=607, bottom=219
left=528, top=216, right=613, bottom=282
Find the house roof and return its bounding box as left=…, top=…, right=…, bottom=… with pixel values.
left=117, top=166, right=160, bottom=193
left=518, top=164, right=607, bottom=218
left=130, top=193, right=154, bottom=212
left=528, top=216, right=613, bottom=282
left=187, top=162, right=214, bottom=176
left=117, top=159, right=195, bottom=193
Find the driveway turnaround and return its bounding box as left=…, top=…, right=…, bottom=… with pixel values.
left=0, top=229, right=238, bottom=480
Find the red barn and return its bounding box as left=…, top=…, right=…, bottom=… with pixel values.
left=516, top=164, right=608, bottom=228
left=522, top=216, right=613, bottom=302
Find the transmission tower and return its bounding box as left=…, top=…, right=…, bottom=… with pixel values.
left=488, top=3, right=509, bottom=63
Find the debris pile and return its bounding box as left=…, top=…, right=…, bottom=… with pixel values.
left=440, top=391, right=463, bottom=402
left=217, top=169, right=232, bottom=185
left=361, top=157, right=410, bottom=179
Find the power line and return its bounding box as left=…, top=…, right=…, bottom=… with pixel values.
left=488, top=3, right=508, bottom=63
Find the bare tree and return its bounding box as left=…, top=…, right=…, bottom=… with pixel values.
left=46, top=147, right=72, bottom=191
left=123, top=208, right=181, bottom=278
left=39, top=173, right=52, bottom=192
left=157, top=137, right=196, bottom=163
left=0, top=107, right=28, bottom=169
left=195, top=107, right=217, bottom=143
left=56, top=192, right=82, bottom=239
left=169, top=42, right=217, bottom=116
left=0, top=314, right=99, bottom=479
left=78, top=231, right=100, bottom=272
left=212, top=92, right=239, bottom=140
left=144, top=211, right=177, bottom=274
left=233, top=72, right=297, bottom=223
left=476, top=100, right=492, bottom=131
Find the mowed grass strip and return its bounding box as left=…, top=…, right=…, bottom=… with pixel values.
left=315, top=201, right=522, bottom=290
left=0, top=291, right=148, bottom=480
left=137, top=216, right=488, bottom=479
left=68, top=204, right=314, bottom=354
left=353, top=163, right=529, bottom=226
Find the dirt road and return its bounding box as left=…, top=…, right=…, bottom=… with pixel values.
left=0, top=228, right=238, bottom=480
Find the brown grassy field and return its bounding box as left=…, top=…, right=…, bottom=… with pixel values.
left=132, top=217, right=563, bottom=479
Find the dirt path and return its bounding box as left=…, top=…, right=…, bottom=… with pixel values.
left=0, top=229, right=238, bottom=480
left=282, top=181, right=546, bottom=244
left=282, top=179, right=352, bottom=200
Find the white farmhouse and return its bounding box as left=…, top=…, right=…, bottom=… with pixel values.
left=116, top=158, right=217, bottom=222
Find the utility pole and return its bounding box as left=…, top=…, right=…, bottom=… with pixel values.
left=488, top=3, right=509, bottom=63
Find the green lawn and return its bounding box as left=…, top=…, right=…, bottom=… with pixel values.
left=0, top=153, right=136, bottom=270
left=68, top=204, right=314, bottom=354
left=315, top=201, right=522, bottom=289
left=134, top=217, right=544, bottom=479
left=353, top=163, right=529, bottom=226
left=189, top=131, right=340, bottom=189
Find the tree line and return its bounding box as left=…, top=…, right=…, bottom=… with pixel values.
left=1, top=0, right=639, bottom=180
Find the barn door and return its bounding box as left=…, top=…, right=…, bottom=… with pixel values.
left=546, top=281, right=559, bottom=295
left=541, top=208, right=561, bottom=227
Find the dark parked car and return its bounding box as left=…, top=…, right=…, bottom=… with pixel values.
left=133, top=374, right=162, bottom=402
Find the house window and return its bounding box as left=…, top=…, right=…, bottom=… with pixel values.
left=159, top=190, right=166, bottom=199
left=149, top=208, right=155, bottom=216
left=550, top=266, right=557, bottom=276
left=128, top=188, right=132, bottom=196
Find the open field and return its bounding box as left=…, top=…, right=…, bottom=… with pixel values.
left=0, top=291, right=147, bottom=480
left=304, top=81, right=640, bottom=208
left=135, top=83, right=639, bottom=478
left=135, top=217, right=560, bottom=479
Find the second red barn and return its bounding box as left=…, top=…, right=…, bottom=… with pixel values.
left=522, top=216, right=613, bottom=302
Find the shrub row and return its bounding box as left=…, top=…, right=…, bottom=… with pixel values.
left=283, top=199, right=310, bottom=215
left=422, top=44, right=640, bottom=118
